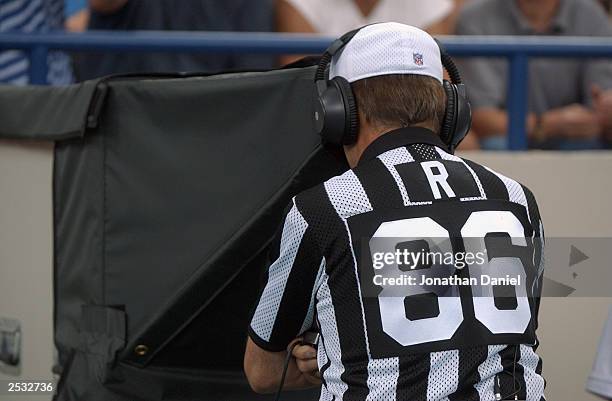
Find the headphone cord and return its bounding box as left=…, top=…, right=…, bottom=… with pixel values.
left=496, top=344, right=522, bottom=400
left=274, top=341, right=301, bottom=401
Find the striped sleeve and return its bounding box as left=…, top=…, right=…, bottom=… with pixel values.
left=520, top=184, right=546, bottom=333
left=249, top=198, right=324, bottom=352
left=522, top=185, right=545, bottom=278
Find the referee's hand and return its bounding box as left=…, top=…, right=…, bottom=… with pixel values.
left=290, top=340, right=321, bottom=385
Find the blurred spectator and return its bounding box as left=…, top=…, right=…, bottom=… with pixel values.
left=276, top=0, right=479, bottom=149
left=277, top=0, right=461, bottom=64
left=276, top=0, right=479, bottom=150
left=456, top=0, right=612, bottom=150
left=0, top=0, right=73, bottom=85
left=76, top=0, right=274, bottom=81
left=65, top=0, right=88, bottom=32
left=277, top=0, right=458, bottom=36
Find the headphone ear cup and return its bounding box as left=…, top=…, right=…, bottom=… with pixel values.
left=332, top=77, right=359, bottom=145
left=451, top=83, right=472, bottom=151
left=441, top=80, right=457, bottom=147
left=315, top=79, right=347, bottom=145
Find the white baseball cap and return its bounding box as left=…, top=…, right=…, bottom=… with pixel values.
left=329, top=22, right=444, bottom=84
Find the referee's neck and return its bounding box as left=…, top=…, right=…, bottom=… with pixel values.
left=344, top=117, right=399, bottom=168
left=344, top=117, right=435, bottom=168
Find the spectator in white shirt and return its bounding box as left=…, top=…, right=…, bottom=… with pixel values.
left=276, top=0, right=461, bottom=66
left=276, top=0, right=479, bottom=149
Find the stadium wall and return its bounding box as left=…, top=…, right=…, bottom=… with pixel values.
left=0, top=142, right=610, bottom=401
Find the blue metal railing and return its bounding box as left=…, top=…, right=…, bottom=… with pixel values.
left=1, top=31, right=611, bottom=150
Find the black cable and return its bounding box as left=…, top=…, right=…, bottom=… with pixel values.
left=500, top=344, right=522, bottom=400
left=274, top=342, right=301, bottom=401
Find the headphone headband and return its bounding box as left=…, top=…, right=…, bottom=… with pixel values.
left=315, top=28, right=361, bottom=81
left=435, top=39, right=463, bottom=84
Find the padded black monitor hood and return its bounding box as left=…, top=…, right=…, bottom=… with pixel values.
left=0, top=65, right=347, bottom=400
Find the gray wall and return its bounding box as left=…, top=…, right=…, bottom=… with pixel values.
left=0, top=141, right=55, bottom=401
left=0, top=142, right=610, bottom=401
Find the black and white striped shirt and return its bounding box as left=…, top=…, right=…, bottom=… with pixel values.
left=249, top=127, right=546, bottom=401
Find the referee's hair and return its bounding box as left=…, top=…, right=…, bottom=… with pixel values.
left=351, top=74, right=446, bottom=134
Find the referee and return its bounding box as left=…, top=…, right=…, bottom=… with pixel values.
left=244, top=23, right=546, bottom=401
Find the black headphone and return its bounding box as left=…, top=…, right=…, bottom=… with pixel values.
left=313, top=25, right=472, bottom=153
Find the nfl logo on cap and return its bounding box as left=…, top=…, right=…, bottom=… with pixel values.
left=329, top=23, right=444, bottom=84
left=413, top=53, right=424, bottom=66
